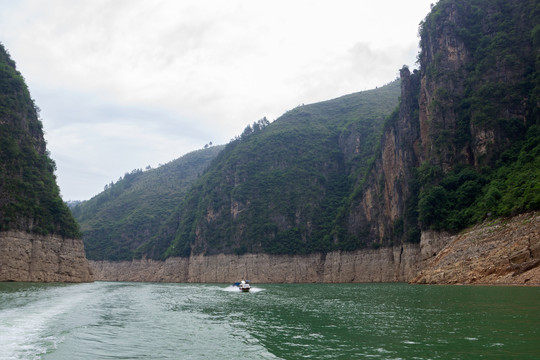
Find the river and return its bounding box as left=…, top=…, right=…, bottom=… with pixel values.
left=0, top=282, right=538, bottom=359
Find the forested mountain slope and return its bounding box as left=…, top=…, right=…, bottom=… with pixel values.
left=72, top=145, right=224, bottom=260
left=0, top=43, right=79, bottom=238
left=141, top=82, right=401, bottom=259
left=81, top=0, right=539, bottom=263
left=0, top=43, right=91, bottom=282
left=81, top=81, right=401, bottom=260
left=149, top=0, right=539, bottom=260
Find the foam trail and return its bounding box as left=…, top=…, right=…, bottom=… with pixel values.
left=222, top=285, right=265, bottom=293
left=0, top=284, right=94, bottom=360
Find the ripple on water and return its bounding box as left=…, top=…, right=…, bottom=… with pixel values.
left=1, top=282, right=539, bottom=360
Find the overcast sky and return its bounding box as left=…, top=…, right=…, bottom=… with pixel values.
left=0, top=0, right=435, bottom=200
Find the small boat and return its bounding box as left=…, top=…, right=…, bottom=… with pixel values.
left=233, top=280, right=251, bottom=292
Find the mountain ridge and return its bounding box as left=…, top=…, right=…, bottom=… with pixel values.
left=78, top=0, right=539, bottom=285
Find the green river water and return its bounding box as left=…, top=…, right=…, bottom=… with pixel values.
left=0, top=282, right=538, bottom=359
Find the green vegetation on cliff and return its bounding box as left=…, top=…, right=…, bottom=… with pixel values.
left=150, top=82, right=401, bottom=258
left=72, top=146, right=223, bottom=260
left=77, top=0, right=539, bottom=261
left=415, top=0, right=540, bottom=231
left=0, top=43, right=80, bottom=238
left=417, top=126, right=540, bottom=231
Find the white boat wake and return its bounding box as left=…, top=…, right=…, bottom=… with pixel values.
left=222, top=285, right=265, bottom=293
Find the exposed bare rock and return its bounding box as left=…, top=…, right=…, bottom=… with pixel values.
left=420, top=230, right=453, bottom=260
left=412, top=212, right=540, bottom=285
left=90, top=257, right=188, bottom=282
left=90, top=244, right=422, bottom=283
left=90, top=213, right=539, bottom=286
left=348, top=67, right=422, bottom=245
left=0, top=231, right=93, bottom=282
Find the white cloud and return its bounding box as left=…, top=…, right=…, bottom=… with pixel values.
left=0, top=0, right=436, bottom=199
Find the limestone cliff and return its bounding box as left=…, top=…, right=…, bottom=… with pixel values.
left=0, top=231, right=93, bottom=282
left=90, top=212, right=539, bottom=285
left=413, top=212, right=540, bottom=285
left=90, top=244, right=422, bottom=283
left=415, top=0, right=535, bottom=169
left=346, top=0, right=539, bottom=246
left=347, top=67, right=422, bottom=245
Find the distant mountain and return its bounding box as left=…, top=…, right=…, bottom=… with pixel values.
left=66, top=200, right=83, bottom=209
left=72, top=145, right=224, bottom=260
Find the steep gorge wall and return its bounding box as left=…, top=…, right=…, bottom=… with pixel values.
left=0, top=231, right=93, bottom=282
left=346, top=0, right=538, bottom=246
left=417, top=1, right=471, bottom=170
left=90, top=211, right=540, bottom=285
left=90, top=243, right=423, bottom=283
left=91, top=229, right=451, bottom=283
left=348, top=68, right=421, bottom=244
left=89, top=1, right=539, bottom=284
left=348, top=5, right=473, bottom=249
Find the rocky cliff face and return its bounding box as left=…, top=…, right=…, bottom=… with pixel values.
left=90, top=243, right=422, bottom=283
left=348, top=67, right=422, bottom=245
left=90, top=211, right=539, bottom=285
left=413, top=212, right=540, bottom=285
left=0, top=231, right=93, bottom=282
left=417, top=1, right=471, bottom=170
left=417, top=0, right=537, bottom=170
left=346, top=0, right=538, bottom=245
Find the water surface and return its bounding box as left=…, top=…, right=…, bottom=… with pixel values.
left=0, top=282, right=538, bottom=359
